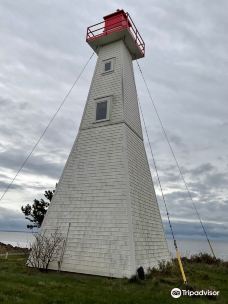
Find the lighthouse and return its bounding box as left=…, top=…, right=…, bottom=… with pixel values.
left=40, top=10, right=170, bottom=278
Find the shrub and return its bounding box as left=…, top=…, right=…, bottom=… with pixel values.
left=147, top=260, right=176, bottom=278
left=187, top=253, right=222, bottom=265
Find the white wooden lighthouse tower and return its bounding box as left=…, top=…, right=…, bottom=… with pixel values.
left=40, top=10, right=170, bottom=278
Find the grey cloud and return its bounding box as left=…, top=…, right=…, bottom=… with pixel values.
left=0, top=148, right=63, bottom=179
left=205, top=172, right=228, bottom=189
left=186, top=163, right=215, bottom=175
left=0, top=181, right=22, bottom=190
left=163, top=219, right=228, bottom=241
left=0, top=207, right=28, bottom=231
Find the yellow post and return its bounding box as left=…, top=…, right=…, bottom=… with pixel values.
left=176, top=249, right=187, bottom=284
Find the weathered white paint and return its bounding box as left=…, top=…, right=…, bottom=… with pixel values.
left=39, top=40, right=170, bottom=278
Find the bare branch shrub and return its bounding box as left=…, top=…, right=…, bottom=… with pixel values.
left=27, top=229, right=64, bottom=271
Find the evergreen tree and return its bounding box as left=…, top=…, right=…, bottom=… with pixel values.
left=21, top=189, right=55, bottom=229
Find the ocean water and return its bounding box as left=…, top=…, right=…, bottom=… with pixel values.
left=0, top=231, right=227, bottom=261
left=0, top=231, right=35, bottom=248
left=167, top=239, right=228, bottom=261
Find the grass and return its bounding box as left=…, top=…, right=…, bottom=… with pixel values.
left=0, top=254, right=227, bottom=304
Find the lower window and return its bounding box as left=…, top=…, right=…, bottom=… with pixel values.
left=96, top=100, right=108, bottom=121
left=95, top=97, right=111, bottom=122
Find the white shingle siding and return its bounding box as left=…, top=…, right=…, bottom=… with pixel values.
left=122, top=42, right=143, bottom=139
left=125, top=126, right=170, bottom=270
left=38, top=40, right=170, bottom=278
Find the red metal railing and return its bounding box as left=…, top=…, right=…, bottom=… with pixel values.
left=86, top=13, right=145, bottom=56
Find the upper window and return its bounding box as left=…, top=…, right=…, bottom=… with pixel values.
left=95, top=97, right=111, bottom=122
left=102, top=58, right=115, bottom=73
left=104, top=61, right=112, bottom=72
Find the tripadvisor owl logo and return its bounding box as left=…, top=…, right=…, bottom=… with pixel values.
left=171, top=288, right=182, bottom=298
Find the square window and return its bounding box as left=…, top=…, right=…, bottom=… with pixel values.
left=102, top=58, right=115, bottom=73
left=104, top=61, right=112, bottom=72
left=96, top=101, right=108, bottom=121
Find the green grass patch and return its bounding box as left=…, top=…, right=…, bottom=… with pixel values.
left=0, top=254, right=227, bottom=303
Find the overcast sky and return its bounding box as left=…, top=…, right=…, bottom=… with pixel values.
left=0, top=0, right=227, bottom=244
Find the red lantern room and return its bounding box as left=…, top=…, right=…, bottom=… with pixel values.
left=86, top=9, right=145, bottom=60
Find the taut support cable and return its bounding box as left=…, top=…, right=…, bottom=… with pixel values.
left=0, top=52, right=95, bottom=203
left=138, top=99, right=187, bottom=284
left=136, top=60, right=216, bottom=258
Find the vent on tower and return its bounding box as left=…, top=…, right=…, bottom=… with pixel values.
left=86, top=9, right=145, bottom=60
